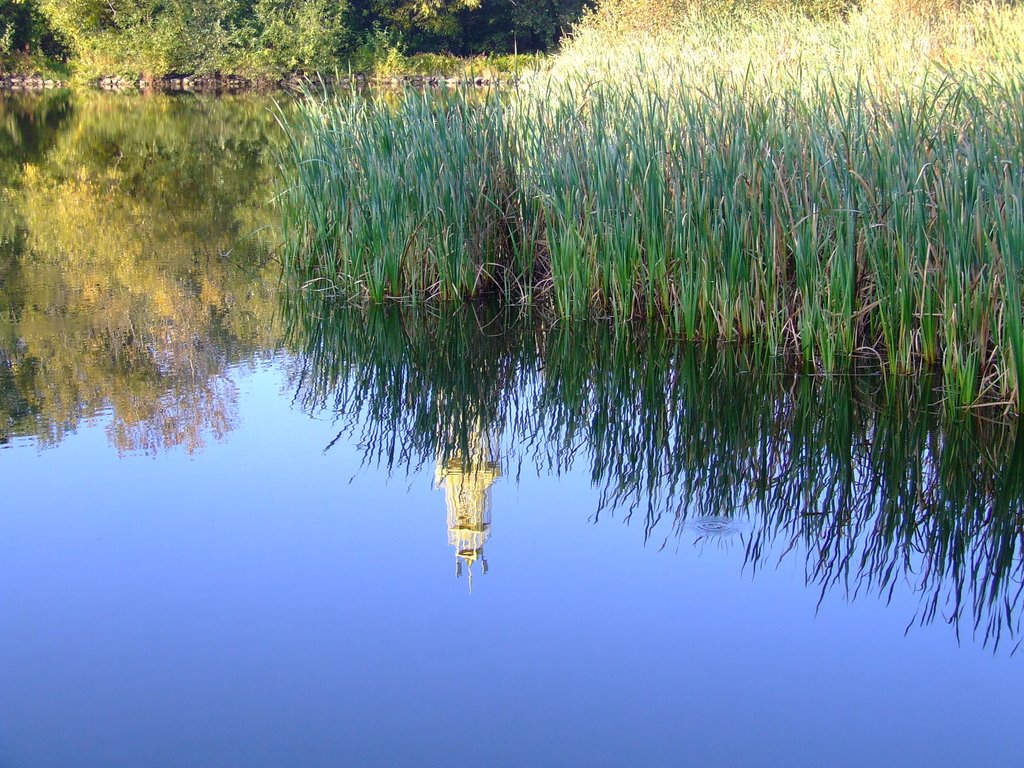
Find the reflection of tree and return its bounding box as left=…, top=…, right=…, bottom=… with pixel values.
left=0, top=92, right=284, bottom=453
left=0, top=92, right=73, bottom=191
left=284, top=296, right=1024, bottom=650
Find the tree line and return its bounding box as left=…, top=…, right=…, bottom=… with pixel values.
left=1, top=0, right=593, bottom=77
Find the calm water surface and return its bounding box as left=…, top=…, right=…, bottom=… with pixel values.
left=0, top=91, right=1022, bottom=767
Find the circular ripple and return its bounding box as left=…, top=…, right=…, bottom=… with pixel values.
left=686, top=515, right=748, bottom=537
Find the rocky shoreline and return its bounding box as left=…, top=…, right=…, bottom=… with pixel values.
left=0, top=73, right=66, bottom=90
left=1, top=72, right=511, bottom=93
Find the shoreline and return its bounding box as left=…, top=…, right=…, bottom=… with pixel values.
left=0, top=73, right=66, bottom=90
left=1, top=71, right=518, bottom=94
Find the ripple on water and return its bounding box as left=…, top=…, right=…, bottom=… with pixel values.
left=685, top=515, right=749, bottom=538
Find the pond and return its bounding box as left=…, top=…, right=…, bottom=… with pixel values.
left=1, top=90, right=1021, bottom=767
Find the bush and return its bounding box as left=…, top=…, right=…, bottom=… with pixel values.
left=33, top=0, right=351, bottom=79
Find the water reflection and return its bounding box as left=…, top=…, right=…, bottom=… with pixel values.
left=2, top=89, right=1022, bottom=653
left=0, top=91, right=283, bottom=452
left=436, top=426, right=499, bottom=587
left=284, top=293, right=1024, bottom=650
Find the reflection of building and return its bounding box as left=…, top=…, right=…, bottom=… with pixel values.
left=435, top=429, right=501, bottom=589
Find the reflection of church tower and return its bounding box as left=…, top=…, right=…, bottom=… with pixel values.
left=435, top=427, right=501, bottom=589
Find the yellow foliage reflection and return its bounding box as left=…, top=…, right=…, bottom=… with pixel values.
left=0, top=92, right=284, bottom=453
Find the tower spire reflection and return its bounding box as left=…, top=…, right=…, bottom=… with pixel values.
left=435, top=426, right=501, bottom=590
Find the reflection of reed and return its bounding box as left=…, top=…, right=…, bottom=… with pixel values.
left=284, top=294, right=1024, bottom=650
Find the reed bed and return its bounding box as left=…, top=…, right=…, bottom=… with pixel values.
left=276, top=1, right=1024, bottom=408
left=276, top=89, right=521, bottom=303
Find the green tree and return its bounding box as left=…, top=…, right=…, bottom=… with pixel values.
left=0, top=0, right=64, bottom=63
left=463, top=0, right=593, bottom=53
left=235, top=0, right=352, bottom=74
left=346, top=0, right=481, bottom=52
left=345, top=0, right=589, bottom=54
left=33, top=0, right=350, bottom=77
left=12, top=0, right=592, bottom=75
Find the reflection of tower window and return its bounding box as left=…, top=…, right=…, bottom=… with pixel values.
left=435, top=429, right=501, bottom=590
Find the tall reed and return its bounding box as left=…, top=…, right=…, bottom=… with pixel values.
left=276, top=87, right=522, bottom=303
left=276, top=2, right=1024, bottom=408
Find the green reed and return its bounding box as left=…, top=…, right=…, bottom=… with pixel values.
left=276, top=86, right=524, bottom=303
left=511, top=65, right=1024, bottom=405
left=276, top=5, right=1024, bottom=408
left=281, top=296, right=1024, bottom=650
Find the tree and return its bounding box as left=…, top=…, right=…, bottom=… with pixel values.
left=346, top=0, right=481, bottom=52
left=12, top=0, right=592, bottom=75
left=463, top=0, right=593, bottom=53
left=346, top=0, right=589, bottom=54
left=0, top=0, right=64, bottom=60
left=33, top=0, right=351, bottom=77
